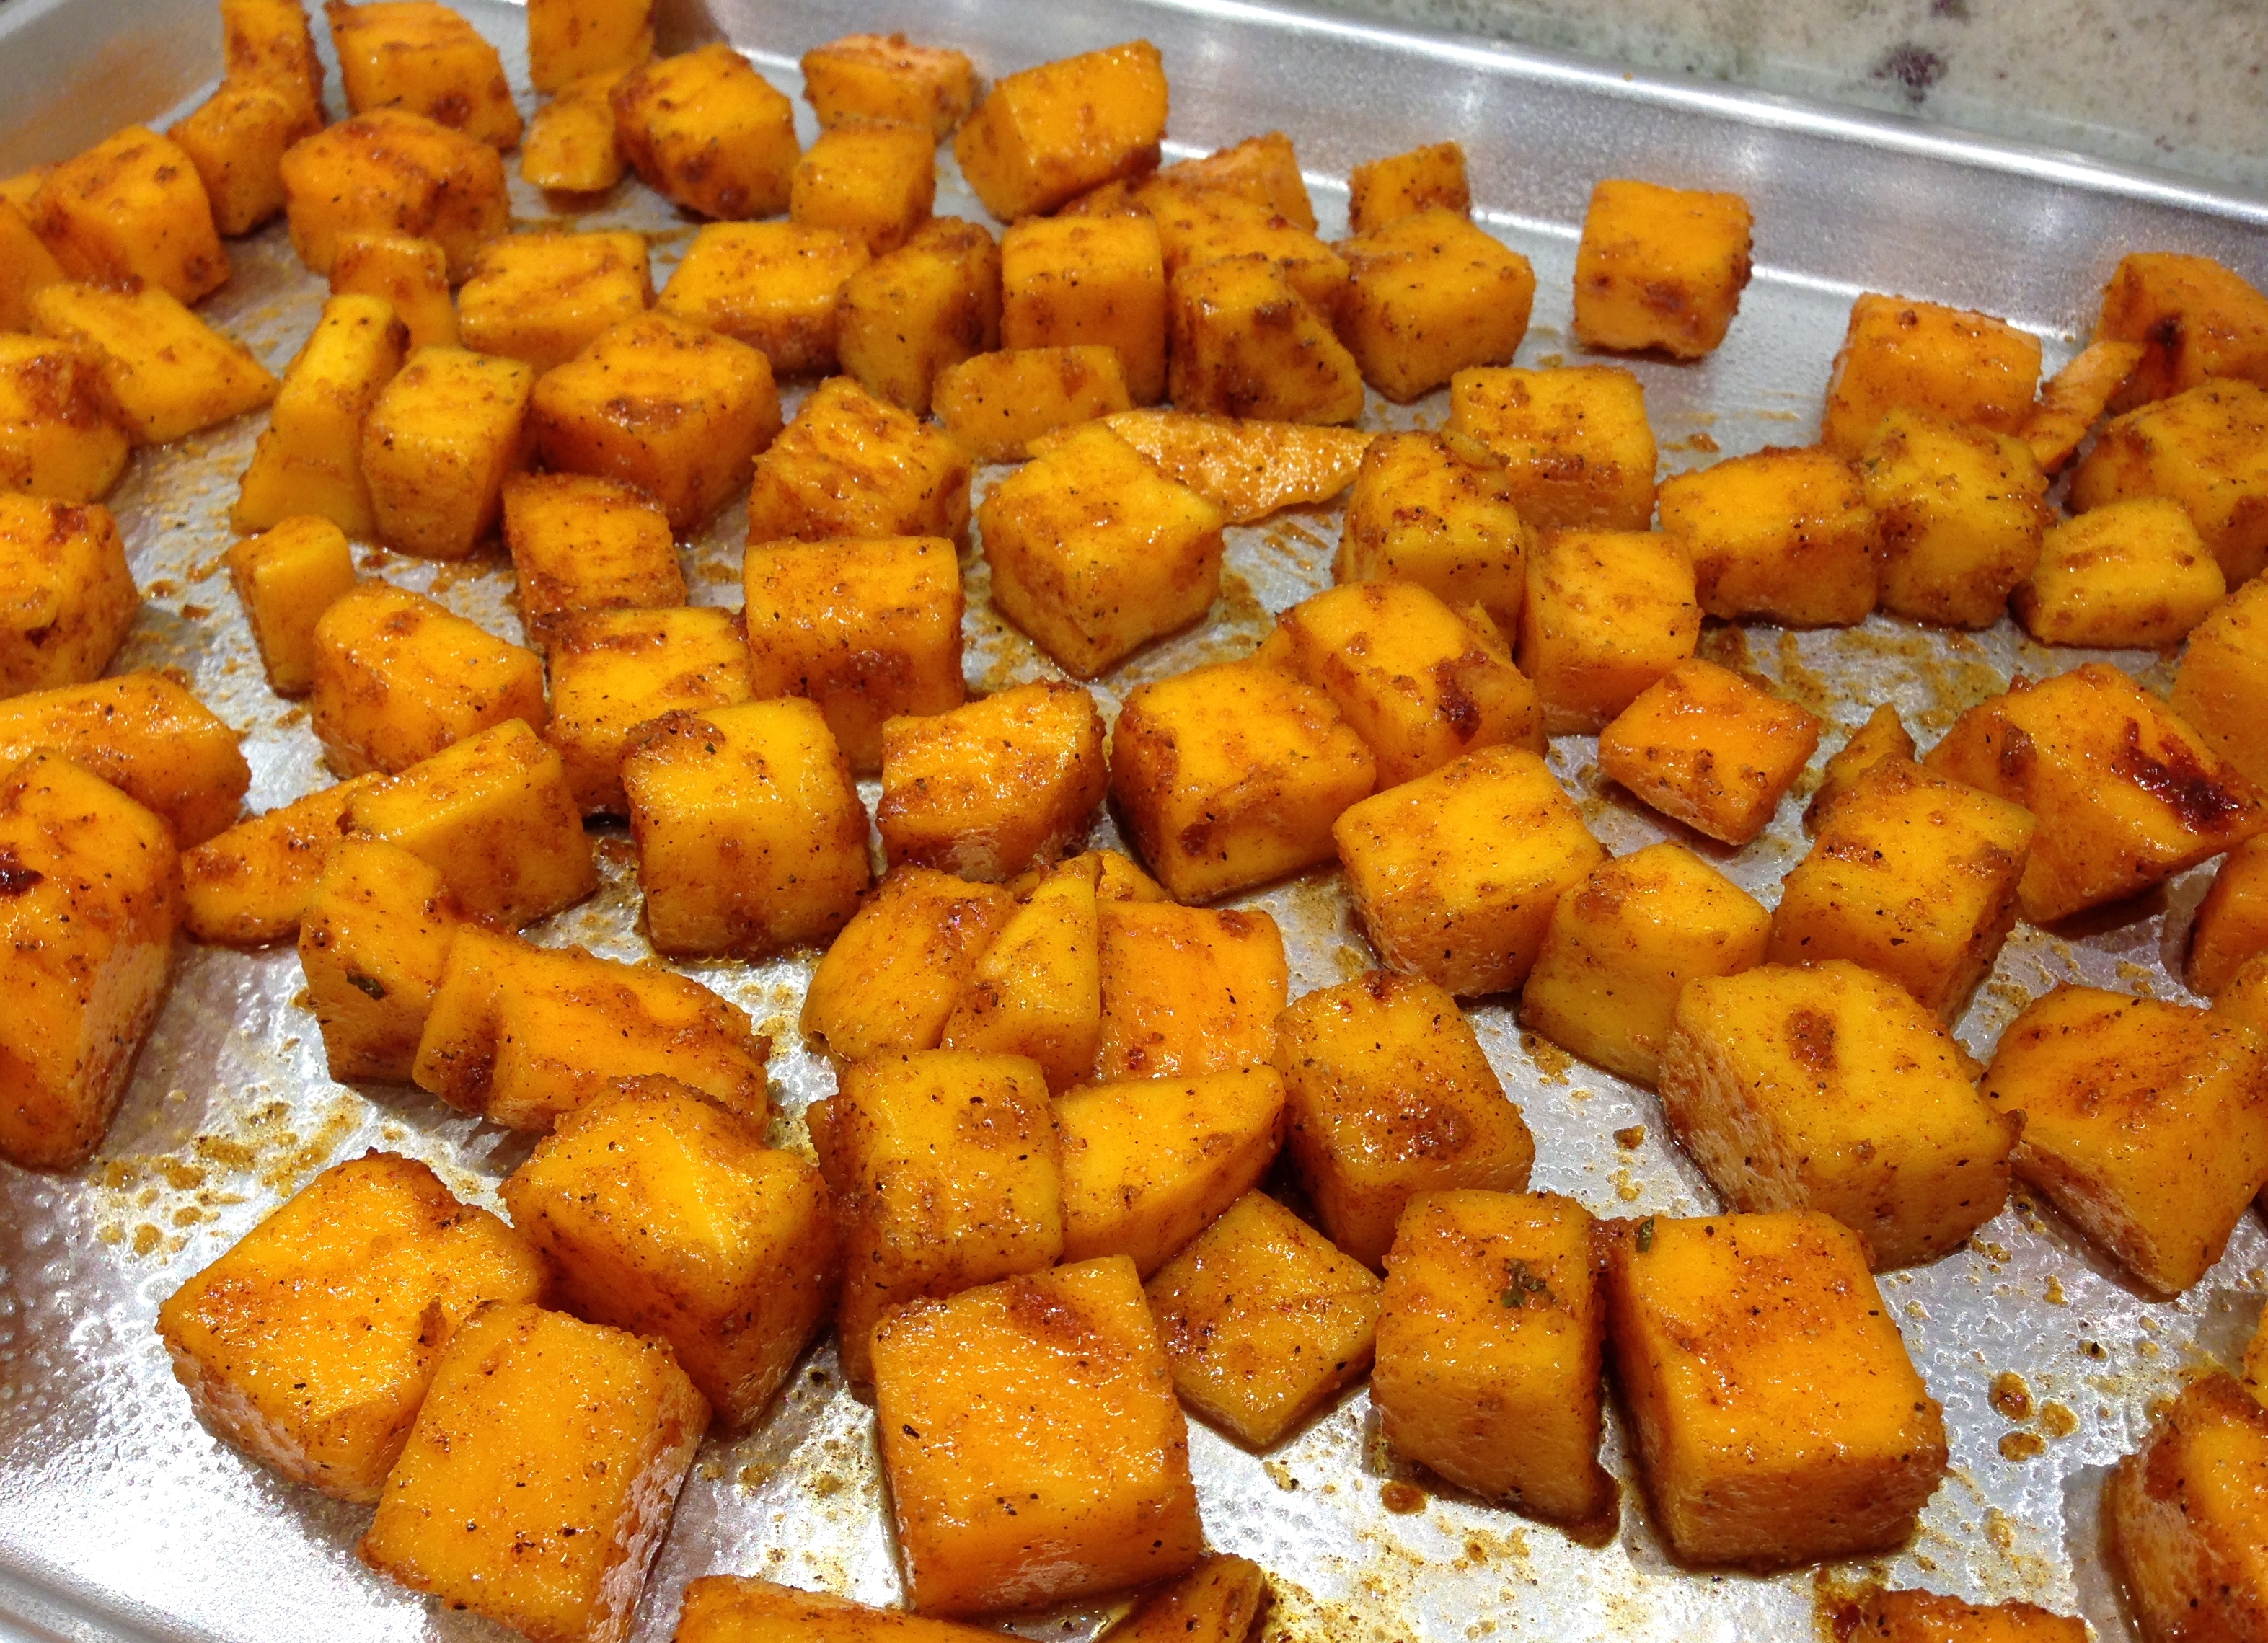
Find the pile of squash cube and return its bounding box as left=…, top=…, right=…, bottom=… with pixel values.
left=2, top=0, right=2268, bottom=1638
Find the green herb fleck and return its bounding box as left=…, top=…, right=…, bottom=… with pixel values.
left=1635, top=1216, right=1656, bottom=1252
left=347, top=973, right=387, bottom=1000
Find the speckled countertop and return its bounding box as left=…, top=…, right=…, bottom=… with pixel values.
left=1317, top=0, right=2268, bottom=191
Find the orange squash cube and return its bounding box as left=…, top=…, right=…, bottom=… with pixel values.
left=2013, top=496, right=2225, bottom=650
left=1860, top=409, right=2051, bottom=628
left=800, top=32, right=979, bottom=138
left=1335, top=209, right=1535, bottom=404
left=1571, top=178, right=1752, bottom=358
left=31, top=281, right=278, bottom=446
left=836, top=217, right=1002, bottom=415
left=1095, top=901, right=1288, bottom=1081
left=0, top=494, right=136, bottom=696
left=2172, top=555, right=2268, bottom=794
left=456, top=231, right=653, bottom=376
left=937, top=857, right=1103, bottom=1090
left=1139, top=185, right=1346, bottom=322
left=542, top=606, right=752, bottom=815
left=877, top=680, right=1106, bottom=880
left=296, top=836, right=463, bottom=1080
left=0, top=333, right=128, bottom=503
left=746, top=376, right=972, bottom=548
left=1516, top=527, right=1699, bottom=734
left=0, top=673, right=250, bottom=846
left=326, top=0, right=521, bottom=149
left=28, top=125, right=227, bottom=302
left=1819, top=292, right=2042, bottom=458
left=1450, top=364, right=1657, bottom=531
left=278, top=110, right=509, bottom=279
left=2106, top=1372, right=2268, bottom=1643
left=361, top=346, right=534, bottom=559
left=1656, top=446, right=1877, bottom=627
left=526, top=0, right=652, bottom=93
left=1333, top=429, right=1530, bottom=627
left=612, top=44, right=800, bottom=220
left=501, top=472, right=681, bottom=653
left=1113, top=1557, right=1272, bottom=1643
left=951, top=41, right=1168, bottom=221
left=659, top=223, right=870, bottom=379
left=1346, top=141, right=1469, bottom=234
left=1804, top=703, right=1916, bottom=833
left=2188, top=835, right=2268, bottom=996
left=234, top=293, right=411, bottom=539
left=1157, top=131, right=1315, bottom=229
left=2072, top=376, right=2268, bottom=583
left=308, top=581, right=547, bottom=775
left=181, top=776, right=379, bottom=947
left=1000, top=215, right=1168, bottom=405
left=221, top=0, right=325, bottom=116
left=790, top=121, right=936, bottom=257
left=800, top=867, right=1018, bottom=1065
left=1168, top=254, right=1364, bottom=424
left=1598, top=660, right=1821, bottom=847
left=2097, top=250, right=2268, bottom=404
left=1842, top=1590, right=2086, bottom=1643
left=167, top=79, right=322, bottom=236
left=330, top=232, right=458, bottom=350
left=932, top=346, right=1130, bottom=463
left=521, top=69, right=630, bottom=194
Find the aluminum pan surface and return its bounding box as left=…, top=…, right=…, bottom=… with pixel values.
left=3, top=1, right=2267, bottom=1639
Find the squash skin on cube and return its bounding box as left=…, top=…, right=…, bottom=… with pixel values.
left=0, top=333, right=129, bottom=504
left=999, top=215, right=1168, bottom=407
left=156, top=1151, right=544, bottom=1502
left=297, top=836, right=464, bottom=1081
left=677, top=1577, right=1010, bottom=1642
left=2173, top=562, right=2268, bottom=795
left=1333, top=745, right=1605, bottom=998
left=0, top=494, right=136, bottom=696
left=790, top=122, right=937, bottom=257
left=279, top=110, right=511, bottom=280
left=0, top=673, right=250, bottom=846
left=746, top=376, right=972, bottom=549
left=1818, top=292, right=2043, bottom=459
left=456, top=231, right=653, bottom=377
left=952, top=41, right=1169, bottom=222
left=1516, top=527, right=1700, bottom=735
left=1860, top=409, right=2052, bottom=629
left=937, top=856, right=1103, bottom=1089
left=2013, top=496, right=2224, bottom=650
left=503, top=1079, right=836, bottom=1427
left=1274, top=972, right=1534, bottom=1268
left=1598, top=659, right=1821, bottom=848
left=308, top=581, right=548, bottom=776
left=613, top=44, right=800, bottom=221
left=31, top=281, right=278, bottom=446
left=622, top=697, right=871, bottom=959
left=1374, top=1190, right=1614, bottom=1527
left=1602, top=1210, right=1949, bottom=1568
left=2189, top=835, right=2268, bottom=997
left=2071, top=376, right=2268, bottom=584
left=521, top=71, right=630, bottom=194
left=527, top=0, right=653, bottom=93
left=501, top=472, right=683, bottom=654
left=326, top=0, right=522, bottom=150
left=234, top=293, right=410, bottom=539
left=1146, top=1188, right=1382, bottom=1448
left=1168, top=254, right=1364, bottom=425
left=1521, top=842, right=1770, bottom=1089
left=870, top=1257, right=1204, bottom=1616
left=2098, top=250, right=2268, bottom=406
left=330, top=232, right=459, bottom=350
left=0, top=750, right=179, bottom=1170
left=1347, top=142, right=1469, bottom=235
left=28, top=125, right=228, bottom=303
left=800, top=33, right=979, bottom=139
left=878, top=680, right=1106, bottom=882
left=1335, top=208, right=1534, bottom=404
left=2107, top=1371, right=2268, bottom=1643
left=1450, top=365, right=1657, bottom=531
left=660, top=223, right=870, bottom=380
left=800, top=867, right=1018, bottom=1066
left=1336, top=429, right=1531, bottom=629
left=933, top=346, right=1131, bottom=464
left=1656, top=445, right=1878, bottom=628
left=1571, top=179, right=1753, bottom=359
left=542, top=606, right=752, bottom=816
left=1923, top=662, right=2267, bottom=923
left=358, top=1301, right=708, bottom=1643
left=837, top=217, right=1002, bottom=417
left=182, top=774, right=379, bottom=946
left=361, top=345, right=534, bottom=560
left=1842, top=1589, right=2088, bottom=1642
left=1981, top=984, right=2268, bottom=1296
left=811, top=1048, right=1062, bottom=1383
left=222, top=0, right=326, bottom=118
left=1095, top=900, right=1289, bottom=1081
left=168, top=79, right=322, bottom=238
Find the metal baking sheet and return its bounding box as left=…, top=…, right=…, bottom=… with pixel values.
left=4, top=1, right=2268, bottom=1639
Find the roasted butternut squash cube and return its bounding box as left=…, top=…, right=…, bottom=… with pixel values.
left=0, top=494, right=135, bottom=696
left=1515, top=527, right=1699, bottom=735
left=521, top=70, right=628, bottom=193
left=979, top=422, right=1225, bottom=676
left=1450, top=364, right=1656, bottom=531
left=1332, top=209, right=1534, bottom=404
left=1599, top=660, right=1820, bottom=847
left=2189, top=836, right=2268, bottom=997
left=501, top=472, right=681, bottom=653
left=1843, top=1590, right=2087, bottom=1643
left=1274, top=972, right=1533, bottom=1267
left=1095, top=901, right=1288, bottom=1081
left=746, top=376, right=971, bottom=548
left=659, top=223, right=869, bottom=379
left=31, top=281, right=277, bottom=446
left=1769, top=758, right=2035, bottom=1021
left=1167, top=254, right=1363, bottom=425
left=28, top=125, right=226, bottom=301
left=0, top=750, right=177, bottom=1169
left=503, top=1080, right=833, bottom=1426
left=2108, top=1372, right=2268, bottom=1643
left=2072, top=376, right=2268, bottom=583
left=533, top=312, right=778, bottom=533
left=871, top=1257, right=1201, bottom=1614
left=1859, top=409, right=2050, bottom=629
left=168, top=79, right=322, bottom=237
left=1521, top=843, right=1770, bottom=1088
left=308, top=581, right=547, bottom=775
left=877, top=681, right=1105, bottom=880
left=1114, top=1556, right=1270, bottom=1643
left=1110, top=660, right=1375, bottom=901
left=932, top=346, right=1130, bottom=463
left=359, top=1301, right=707, bottom=1643
left=677, top=1578, right=1008, bottom=1642
left=234, top=294, right=410, bottom=539
left=1925, top=662, right=2267, bottom=922
left=937, top=856, right=1102, bottom=1089
left=1160, top=131, right=1315, bottom=229
left=2174, top=568, right=2268, bottom=793
left=279, top=109, right=509, bottom=279
left=0, top=194, right=63, bottom=327
left=1055, top=1068, right=1287, bottom=1275
left=810, top=1048, right=1062, bottom=1382
left=542, top=606, right=751, bottom=815
left=158, top=1151, right=542, bottom=1501
left=1819, top=292, right=2043, bottom=459
left=361, top=345, right=533, bottom=559
left=1375, top=1190, right=1612, bottom=1525
left=526, top=0, right=652, bottom=93
left=1571, top=180, right=1753, bottom=359
left=790, top=122, right=935, bottom=257
left=1660, top=962, right=2012, bottom=1268
left=1335, top=428, right=1530, bottom=627
left=346, top=719, right=597, bottom=924
left=1805, top=703, right=1916, bottom=833
left=801, top=867, right=1018, bottom=1064
left=1982, top=984, right=2268, bottom=1294
left=330, top=232, right=458, bottom=350
left=456, top=231, right=652, bottom=376
left=837, top=217, right=1001, bottom=415
left=996, top=215, right=1167, bottom=406
left=1139, top=185, right=1348, bottom=322
left=2098, top=249, right=2268, bottom=405
left=1146, top=1189, right=1380, bottom=1448
left=953, top=41, right=1168, bottom=222
left=0, top=673, right=250, bottom=845
left=0, top=333, right=128, bottom=502
left=1346, top=141, right=1468, bottom=234
left=327, top=0, right=521, bottom=149
left=1656, top=445, right=1877, bottom=627
left=1080, top=408, right=1370, bottom=523
left=222, top=0, right=325, bottom=115
left=182, top=775, right=377, bottom=946
left=612, top=44, right=799, bottom=221
left=622, top=697, right=869, bottom=957
left=1602, top=1210, right=1948, bottom=1567
left=2013, top=496, right=2224, bottom=648
left=2023, top=337, right=2145, bottom=475
left=800, top=32, right=976, bottom=138
left=297, top=836, right=464, bottom=1080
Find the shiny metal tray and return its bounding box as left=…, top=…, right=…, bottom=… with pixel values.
left=4, top=0, right=2267, bottom=1639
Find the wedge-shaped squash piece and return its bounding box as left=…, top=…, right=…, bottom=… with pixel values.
left=527, top=0, right=652, bottom=92
left=2173, top=572, right=2268, bottom=794
left=1598, top=659, right=1820, bottom=847
left=279, top=109, right=508, bottom=279
left=1168, top=254, right=1364, bottom=425
left=224, top=517, right=358, bottom=699
left=1335, top=428, right=1530, bottom=628
left=659, top=222, right=870, bottom=378
left=2097, top=249, right=2268, bottom=404
left=28, top=125, right=227, bottom=301
left=2071, top=376, right=2268, bottom=583
left=1805, top=704, right=1915, bottom=833
left=933, top=346, right=1130, bottom=462
left=0, top=494, right=136, bottom=696
left=309, top=582, right=547, bottom=776
left=791, top=121, right=936, bottom=257
left=678, top=1578, right=1007, bottom=1642
left=502, top=472, right=682, bottom=654
left=1338, top=208, right=1536, bottom=403
left=870, top=1257, right=1202, bottom=1615
left=1571, top=179, right=1753, bottom=359
left=1000, top=215, right=1168, bottom=404
left=746, top=376, right=973, bottom=549
left=2023, top=337, right=2144, bottom=475
left=0, top=750, right=177, bottom=1169
left=1114, top=1556, right=1271, bottom=1643
left=1095, top=901, right=1288, bottom=1082
left=937, top=859, right=1100, bottom=1089
left=800, top=32, right=978, bottom=138
left=2189, top=834, right=2268, bottom=998
left=800, top=867, right=1017, bottom=1065
left=182, top=776, right=379, bottom=947
left=1604, top=1210, right=1948, bottom=1567
left=234, top=294, right=410, bottom=539
left=1861, top=409, right=2052, bottom=629
left=520, top=69, right=629, bottom=193
left=1842, top=1590, right=2088, bottom=1643
left=327, top=0, right=523, bottom=149
left=329, top=232, right=457, bottom=350
left=837, top=218, right=1002, bottom=417
left=2013, top=496, right=2224, bottom=650
left=542, top=606, right=752, bottom=815
left=0, top=333, right=128, bottom=503
left=362, top=346, right=534, bottom=559
left=612, top=44, right=799, bottom=221
left=31, top=281, right=276, bottom=446
left=1450, top=365, right=1656, bottom=531
left=1347, top=141, right=1468, bottom=234
left=1818, top=292, right=2042, bottom=459
left=952, top=42, right=1168, bottom=221
left=878, top=681, right=1106, bottom=881
left=2107, top=1372, right=2268, bottom=1643
left=0, top=673, right=250, bottom=845
left=297, top=836, right=463, bottom=1081
left=167, top=78, right=322, bottom=237
left=359, top=1301, right=707, bottom=1643
left=157, top=1151, right=542, bottom=1502
left=1095, top=409, right=1370, bottom=524
left=458, top=231, right=653, bottom=376
left=1656, top=445, right=1876, bottom=628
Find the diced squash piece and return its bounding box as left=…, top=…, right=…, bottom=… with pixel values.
left=746, top=376, right=972, bottom=547
left=327, top=0, right=521, bottom=149
left=659, top=223, right=868, bottom=379
left=1375, top=1190, right=1612, bottom=1526
left=1335, top=429, right=1529, bottom=627
left=622, top=697, right=870, bottom=957
left=0, top=494, right=136, bottom=696
left=361, top=345, right=533, bottom=559
left=308, top=581, right=547, bottom=775
left=2189, top=834, right=2268, bottom=997
left=234, top=293, right=410, bottom=539
left=0, top=750, right=177, bottom=1169
left=1602, top=1210, right=1948, bottom=1567
left=937, top=857, right=1102, bottom=1089
left=1113, top=1557, right=1271, bottom=1643
left=1571, top=179, right=1752, bottom=358
left=2013, top=495, right=2223, bottom=648
left=279, top=109, right=509, bottom=279
left=952, top=42, right=1168, bottom=221
left=2107, top=1373, right=2268, bottom=1643
left=1521, top=843, right=1770, bottom=1088
left=167, top=79, right=321, bottom=237
left=526, top=0, right=652, bottom=93
left=1336, top=210, right=1535, bottom=404
left=877, top=680, right=1105, bottom=880
left=1805, top=703, right=1916, bottom=833
left=181, top=776, right=377, bottom=946
left=1925, top=662, right=2267, bottom=922
left=521, top=70, right=629, bottom=193
left=677, top=1578, right=1006, bottom=1642
left=0, top=673, right=250, bottom=845
left=1843, top=1590, right=2087, bottom=1642
left=1093, top=409, right=1370, bottom=524
left=837, top=217, right=1002, bottom=416
left=1347, top=142, right=1469, bottom=234
left=790, top=122, right=935, bottom=257
left=1516, top=526, right=1699, bottom=735
left=222, top=0, right=325, bottom=115
left=1860, top=409, right=2051, bottom=628
left=1982, top=984, right=2268, bottom=1294
left=1138, top=185, right=1347, bottom=324
left=457, top=231, right=652, bottom=376
left=1158, top=133, right=1312, bottom=229
left=1168, top=254, right=1363, bottom=424
left=870, top=1257, right=1201, bottom=1615
left=157, top=1151, right=543, bottom=1501
left=800, top=867, right=1017, bottom=1065
left=1598, top=660, right=1820, bottom=847
left=1449, top=364, right=1656, bottom=531
left=2174, top=570, right=2268, bottom=793
left=346, top=719, right=596, bottom=925
left=1819, top=292, right=2043, bottom=459
left=297, top=836, right=463, bottom=1081
left=330, top=232, right=458, bottom=350
left=2024, top=337, right=2145, bottom=474
left=997, top=215, right=1167, bottom=406
left=801, top=32, right=977, bottom=138
left=542, top=606, right=752, bottom=815
left=358, top=1301, right=707, bottom=1643
left=2073, top=376, right=2268, bottom=583
left=1274, top=973, right=1534, bottom=1267
left=933, top=346, right=1129, bottom=464
left=0, top=333, right=128, bottom=503
left=612, top=44, right=799, bottom=221
left=31, top=281, right=276, bottom=446
left=501, top=472, right=682, bottom=652
left=27, top=125, right=227, bottom=302
left=2098, top=250, right=2268, bottom=404
left=1095, top=901, right=1288, bottom=1081
left=1656, top=445, right=1877, bottom=627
